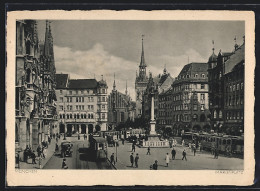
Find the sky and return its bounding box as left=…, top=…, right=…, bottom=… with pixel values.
left=37, top=20, right=244, bottom=101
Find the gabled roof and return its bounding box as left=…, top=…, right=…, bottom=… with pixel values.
left=224, top=44, right=245, bottom=75
left=55, top=74, right=69, bottom=89
left=68, top=79, right=98, bottom=89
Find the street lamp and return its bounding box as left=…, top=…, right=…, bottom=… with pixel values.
left=115, top=139, right=118, bottom=162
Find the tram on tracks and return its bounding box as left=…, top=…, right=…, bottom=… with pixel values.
left=89, top=136, right=107, bottom=160
left=182, top=132, right=244, bottom=155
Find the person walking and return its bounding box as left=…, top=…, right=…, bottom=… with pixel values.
left=38, top=156, right=42, bottom=169
left=135, top=153, right=139, bottom=168
left=165, top=153, right=170, bottom=167
left=171, top=148, right=176, bottom=160
left=193, top=144, right=196, bottom=156
left=152, top=160, right=158, bottom=170
left=214, top=148, right=219, bottom=159
left=131, top=144, right=135, bottom=152
left=62, top=158, right=68, bottom=169
left=31, top=151, right=37, bottom=164
left=182, top=149, right=187, bottom=161
left=37, top=145, right=42, bottom=157
left=78, top=134, right=80, bottom=140
left=146, top=146, right=151, bottom=155
left=110, top=153, right=115, bottom=165
left=130, top=153, right=134, bottom=167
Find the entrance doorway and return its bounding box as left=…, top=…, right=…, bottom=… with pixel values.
left=81, top=124, right=87, bottom=134
left=60, top=123, right=65, bottom=133
left=88, top=124, right=93, bottom=134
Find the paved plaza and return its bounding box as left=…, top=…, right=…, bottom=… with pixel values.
left=107, top=140, right=243, bottom=170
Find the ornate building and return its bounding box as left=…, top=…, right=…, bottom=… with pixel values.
left=108, top=75, right=136, bottom=129
left=135, top=36, right=148, bottom=117
left=15, top=20, right=58, bottom=152
left=223, top=43, right=244, bottom=135
left=208, top=44, right=233, bottom=133
left=171, top=62, right=210, bottom=136
left=55, top=74, right=108, bottom=134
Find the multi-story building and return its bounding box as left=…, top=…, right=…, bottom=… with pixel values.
left=108, top=77, right=136, bottom=129
left=55, top=74, right=108, bottom=134
left=223, top=43, right=244, bottom=135
left=15, top=20, right=58, bottom=152
left=135, top=36, right=148, bottom=117
left=171, top=62, right=210, bottom=136
left=208, top=45, right=233, bottom=133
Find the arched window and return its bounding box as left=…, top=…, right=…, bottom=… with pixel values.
left=70, top=114, right=72, bottom=119
left=213, top=110, right=218, bottom=119
left=219, top=110, right=223, bottom=118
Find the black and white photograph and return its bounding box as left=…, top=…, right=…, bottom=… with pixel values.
left=6, top=10, right=255, bottom=186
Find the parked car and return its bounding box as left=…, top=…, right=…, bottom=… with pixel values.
left=60, top=141, right=73, bottom=158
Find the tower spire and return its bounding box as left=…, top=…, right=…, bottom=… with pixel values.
left=140, top=35, right=146, bottom=67
left=113, top=73, right=116, bottom=91
left=43, top=20, right=50, bottom=56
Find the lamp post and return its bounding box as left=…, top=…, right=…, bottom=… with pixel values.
left=115, top=139, right=118, bottom=162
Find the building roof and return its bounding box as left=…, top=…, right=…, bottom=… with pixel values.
left=224, top=44, right=245, bottom=74
left=55, top=74, right=69, bottom=89
left=179, top=62, right=207, bottom=76
left=208, top=52, right=217, bottom=62
left=68, top=79, right=98, bottom=89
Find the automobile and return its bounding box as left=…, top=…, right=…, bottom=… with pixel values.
left=60, top=141, right=73, bottom=158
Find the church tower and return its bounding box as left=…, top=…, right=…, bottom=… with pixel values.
left=135, top=35, right=148, bottom=117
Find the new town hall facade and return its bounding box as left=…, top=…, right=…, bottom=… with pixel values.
left=15, top=20, right=58, bottom=151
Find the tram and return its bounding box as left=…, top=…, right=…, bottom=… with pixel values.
left=181, top=132, right=199, bottom=146
left=89, top=136, right=107, bottom=160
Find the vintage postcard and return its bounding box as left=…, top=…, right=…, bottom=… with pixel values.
left=6, top=10, right=255, bottom=186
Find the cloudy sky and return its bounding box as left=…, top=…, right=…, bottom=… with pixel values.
left=37, top=20, right=244, bottom=101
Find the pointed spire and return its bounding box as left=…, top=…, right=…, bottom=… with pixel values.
left=43, top=20, right=49, bottom=56
left=125, top=80, right=128, bottom=95
left=113, top=73, right=116, bottom=91
left=140, top=35, right=146, bottom=67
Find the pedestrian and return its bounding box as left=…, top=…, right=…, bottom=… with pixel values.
left=43, top=147, right=47, bottom=159
left=78, top=134, right=80, bottom=140
left=31, top=151, right=37, bottom=164
left=55, top=143, right=59, bottom=152
left=110, top=153, right=115, bottom=165
left=62, top=158, right=68, bottom=169
left=37, top=145, right=42, bottom=157
left=56, top=137, right=58, bottom=143
left=165, top=153, right=170, bottom=167
left=39, top=156, right=42, bottom=169
left=152, top=160, right=158, bottom=170
left=171, top=148, right=176, bottom=160
left=53, top=133, right=55, bottom=139
left=84, top=134, right=86, bottom=140
left=135, top=153, right=139, bottom=168
left=146, top=146, right=151, bottom=155
left=182, top=149, right=187, bottom=161
left=199, top=142, right=201, bottom=152
left=214, top=148, right=219, bottom=159
left=132, top=144, right=135, bottom=152
left=193, top=145, right=196, bottom=156
left=174, top=139, right=177, bottom=147
left=182, top=139, right=185, bottom=147
left=130, top=153, right=134, bottom=167
left=122, top=138, right=124, bottom=145
left=48, top=136, right=51, bottom=144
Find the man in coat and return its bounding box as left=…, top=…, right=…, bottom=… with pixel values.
left=135, top=153, right=139, bottom=168
left=130, top=153, right=134, bottom=167
left=182, top=149, right=187, bottom=161
left=171, top=148, right=176, bottom=160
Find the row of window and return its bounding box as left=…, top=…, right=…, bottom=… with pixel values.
left=59, top=113, right=107, bottom=120
left=60, top=89, right=104, bottom=95
left=172, top=83, right=206, bottom=92
left=225, top=94, right=244, bottom=106
left=59, top=105, right=95, bottom=111
left=172, top=104, right=205, bottom=111
left=176, top=73, right=206, bottom=80
left=226, top=111, right=244, bottom=120
left=62, top=96, right=95, bottom=103
left=226, top=82, right=243, bottom=93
